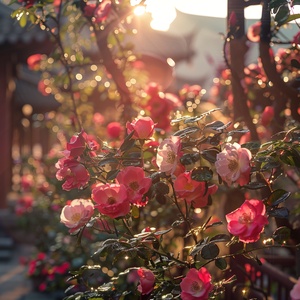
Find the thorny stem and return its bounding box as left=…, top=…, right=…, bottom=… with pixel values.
left=143, top=243, right=189, bottom=267
left=122, top=218, right=134, bottom=237
left=168, top=179, right=198, bottom=244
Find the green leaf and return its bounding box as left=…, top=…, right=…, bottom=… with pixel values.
left=274, top=4, right=290, bottom=26
left=180, top=153, right=200, bottom=165
left=131, top=205, right=139, bottom=218
left=205, top=221, right=223, bottom=230
left=204, top=121, right=232, bottom=133
left=291, top=59, right=300, bottom=69
left=243, top=182, right=267, bottom=190
left=106, top=169, right=119, bottom=180
left=154, top=181, right=169, bottom=195
left=227, top=129, right=249, bottom=136
left=269, top=0, right=288, bottom=9
left=267, top=189, right=291, bottom=206
left=191, top=166, right=213, bottom=182
left=280, top=148, right=300, bottom=167
left=19, top=12, right=27, bottom=28
left=201, top=243, right=219, bottom=259
left=267, top=206, right=289, bottom=218
left=98, top=157, right=119, bottom=167
left=154, top=228, right=172, bottom=236
left=260, top=160, right=281, bottom=171
left=215, top=258, right=227, bottom=270
left=279, top=149, right=297, bottom=166
left=173, top=126, right=200, bottom=137
left=210, top=234, right=230, bottom=243
left=241, top=141, right=261, bottom=153
left=200, top=148, right=220, bottom=163
left=119, top=131, right=135, bottom=152
left=122, top=159, right=141, bottom=166
left=272, top=226, right=291, bottom=244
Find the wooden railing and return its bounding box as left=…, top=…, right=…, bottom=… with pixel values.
left=225, top=255, right=297, bottom=300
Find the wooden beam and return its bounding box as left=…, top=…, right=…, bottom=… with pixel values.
left=0, top=55, right=13, bottom=209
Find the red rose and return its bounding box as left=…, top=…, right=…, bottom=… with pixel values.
left=137, top=268, right=155, bottom=295
left=107, top=122, right=123, bottom=139
left=66, top=130, right=86, bottom=157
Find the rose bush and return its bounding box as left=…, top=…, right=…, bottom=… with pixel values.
left=10, top=0, right=300, bottom=299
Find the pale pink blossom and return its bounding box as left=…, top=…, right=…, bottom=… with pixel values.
left=290, top=277, right=300, bottom=300
left=180, top=268, right=213, bottom=300
left=92, top=183, right=130, bottom=219
left=60, top=199, right=94, bottom=233
left=137, top=268, right=155, bottom=295
left=116, top=166, right=151, bottom=207
left=226, top=199, right=268, bottom=243
left=174, top=172, right=218, bottom=208
left=156, top=136, right=182, bottom=175
left=55, top=158, right=90, bottom=191
left=215, top=142, right=252, bottom=186
left=126, top=117, right=156, bottom=140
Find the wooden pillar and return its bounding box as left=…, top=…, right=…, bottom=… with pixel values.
left=227, top=0, right=258, bottom=140
left=0, top=54, right=13, bottom=209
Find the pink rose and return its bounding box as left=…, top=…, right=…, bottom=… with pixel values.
left=226, top=199, right=269, bottom=243
left=66, top=130, right=86, bottom=158
left=56, top=158, right=90, bottom=191
left=126, top=117, right=156, bottom=140
left=180, top=268, right=213, bottom=300
left=261, top=106, right=274, bottom=127
left=27, top=54, right=42, bottom=70
left=107, top=122, right=123, bottom=139
left=94, top=0, right=111, bottom=23
left=93, top=112, right=104, bottom=125
left=84, top=0, right=111, bottom=22
left=293, top=31, right=300, bottom=45
left=60, top=199, right=94, bottom=233
left=174, top=172, right=218, bottom=208
left=92, top=183, right=130, bottom=218
left=84, top=2, right=96, bottom=17
left=38, top=80, right=49, bottom=96
left=145, top=82, right=160, bottom=96
left=290, top=277, right=300, bottom=300
left=20, top=174, right=34, bottom=192
left=156, top=136, right=182, bottom=175
left=215, top=142, right=252, bottom=186
left=247, top=21, right=261, bottom=42
left=137, top=268, right=155, bottom=295
left=116, top=166, right=151, bottom=207
left=15, top=195, right=34, bottom=216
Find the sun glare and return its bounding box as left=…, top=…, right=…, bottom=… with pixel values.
left=133, top=0, right=300, bottom=31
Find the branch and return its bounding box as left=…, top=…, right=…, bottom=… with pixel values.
left=259, top=0, right=300, bottom=122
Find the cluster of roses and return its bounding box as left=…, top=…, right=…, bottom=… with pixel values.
left=26, top=252, right=70, bottom=292
left=55, top=114, right=272, bottom=299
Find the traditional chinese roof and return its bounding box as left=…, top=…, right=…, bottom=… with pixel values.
left=0, top=1, right=49, bottom=46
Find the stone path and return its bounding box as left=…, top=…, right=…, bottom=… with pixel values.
left=0, top=242, right=60, bottom=300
